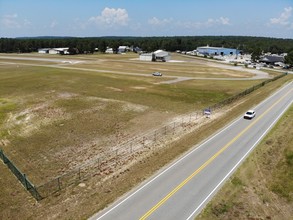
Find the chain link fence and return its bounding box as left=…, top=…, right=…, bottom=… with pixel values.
left=0, top=149, right=42, bottom=200
left=36, top=110, right=203, bottom=198
left=1, top=73, right=287, bottom=200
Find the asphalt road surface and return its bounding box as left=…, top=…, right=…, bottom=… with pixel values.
left=90, top=81, right=292, bottom=220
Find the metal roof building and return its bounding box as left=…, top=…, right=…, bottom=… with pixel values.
left=197, top=46, right=240, bottom=56
left=38, top=48, right=69, bottom=54
left=153, top=50, right=171, bottom=62
left=139, top=50, right=171, bottom=62
left=259, top=54, right=284, bottom=64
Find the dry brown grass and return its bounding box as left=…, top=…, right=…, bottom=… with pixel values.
left=0, top=53, right=262, bottom=184
left=0, top=53, right=291, bottom=220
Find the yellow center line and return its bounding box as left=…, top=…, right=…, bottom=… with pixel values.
left=139, top=87, right=292, bottom=220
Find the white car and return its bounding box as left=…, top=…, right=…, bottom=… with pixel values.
left=244, top=109, right=256, bottom=119
left=152, top=72, right=162, bottom=76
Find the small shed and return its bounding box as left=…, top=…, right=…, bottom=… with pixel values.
left=118, top=46, right=130, bottom=53
left=132, top=46, right=142, bottom=53
left=38, top=48, right=50, bottom=54
left=139, top=53, right=154, bottom=61
left=105, top=48, right=114, bottom=54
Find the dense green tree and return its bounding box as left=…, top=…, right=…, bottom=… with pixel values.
left=1, top=36, right=293, bottom=55
left=98, top=40, right=107, bottom=53
left=251, top=47, right=262, bottom=62
left=268, top=44, right=282, bottom=54
left=284, top=50, right=293, bottom=66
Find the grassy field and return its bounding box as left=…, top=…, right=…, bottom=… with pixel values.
left=0, top=53, right=262, bottom=184
left=0, top=52, right=291, bottom=219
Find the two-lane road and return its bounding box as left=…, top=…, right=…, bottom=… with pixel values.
left=90, top=82, right=293, bottom=220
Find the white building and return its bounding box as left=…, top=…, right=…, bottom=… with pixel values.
left=38, top=48, right=50, bottom=54
left=197, top=46, right=240, bottom=56
left=48, top=48, right=69, bottom=54
left=139, top=53, right=153, bottom=61
left=139, top=50, right=171, bottom=62
left=118, top=46, right=130, bottom=53
left=105, top=48, right=114, bottom=54
left=153, top=50, right=171, bottom=62
left=38, top=48, right=69, bottom=54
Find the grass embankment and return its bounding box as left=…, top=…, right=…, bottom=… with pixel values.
left=197, top=93, right=293, bottom=219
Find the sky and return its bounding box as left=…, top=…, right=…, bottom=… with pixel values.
left=0, top=0, right=293, bottom=39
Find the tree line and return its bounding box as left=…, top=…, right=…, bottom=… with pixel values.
left=1, top=36, right=293, bottom=57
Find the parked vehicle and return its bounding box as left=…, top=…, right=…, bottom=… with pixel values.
left=152, top=72, right=162, bottom=76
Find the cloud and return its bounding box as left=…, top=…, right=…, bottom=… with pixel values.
left=148, top=16, right=230, bottom=30
left=178, top=17, right=231, bottom=30
left=23, top=19, right=32, bottom=26
left=204, top=17, right=231, bottom=26
left=1, top=14, right=21, bottom=28
left=148, top=17, right=173, bottom=26
left=1, top=13, right=31, bottom=28
left=89, top=7, right=129, bottom=27
left=143, top=16, right=232, bottom=36
left=50, top=20, right=58, bottom=28
left=270, top=7, right=292, bottom=26
left=218, top=17, right=230, bottom=25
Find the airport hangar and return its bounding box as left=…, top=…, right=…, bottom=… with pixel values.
left=197, top=46, right=241, bottom=56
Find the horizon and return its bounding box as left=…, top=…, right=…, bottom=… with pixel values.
left=1, top=0, right=293, bottom=39
left=7, top=35, right=293, bottom=40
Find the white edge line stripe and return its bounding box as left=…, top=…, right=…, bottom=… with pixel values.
left=92, top=102, right=246, bottom=219
left=92, top=82, right=292, bottom=220
left=186, top=97, right=293, bottom=220
left=92, top=114, right=240, bottom=220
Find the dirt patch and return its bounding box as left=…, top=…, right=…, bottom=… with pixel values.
left=5, top=102, right=70, bottom=137
left=132, top=86, right=146, bottom=90
left=1, top=92, right=155, bottom=178
left=106, top=87, right=123, bottom=92
left=122, top=103, right=148, bottom=112
left=56, top=91, right=78, bottom=99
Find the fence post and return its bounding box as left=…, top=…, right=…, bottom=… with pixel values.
left=33, top=186, right=42, bottom=201
left=116, top=149, right=118, bottom=166
left=23, top=174, right=28, bottom=189
left=97, top=157, right=100, bottom=169
left=173, top=122, right=175, bottom=134
left=0, top=149, right=8, bottom=164
left=57, top=177, right=61, bottom=191
left=164, top=126, right=167, bottom=135
left=78, top=168, right=81, bottom=180
left=0, top=149, right=3, bottom=162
